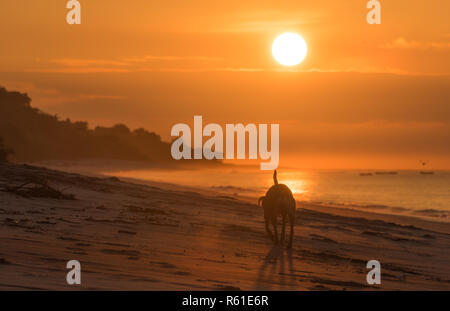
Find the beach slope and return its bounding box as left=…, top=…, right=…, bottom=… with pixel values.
left=0, top=163, right=449, bottom=290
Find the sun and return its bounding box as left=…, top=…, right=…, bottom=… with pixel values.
left=272, top=32, right=308, bottom=67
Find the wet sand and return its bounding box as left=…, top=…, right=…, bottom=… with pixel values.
left=0, top=163, right=449, bottom=290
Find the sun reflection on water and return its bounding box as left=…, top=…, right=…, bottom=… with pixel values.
left=283, top=179, right=307, bottom=195
left=265, top=171, right=312, bottom=200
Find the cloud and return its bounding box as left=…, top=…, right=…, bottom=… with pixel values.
left=1, top=81, right=59, bottom=95
left=50, top=59, right=129, bottom=67
left=123, top=55, right=224, bottom=63
left=79, top=94, right=126, bottom=100
left=222, top=19, right=310, bottom=33
left=24, top=65, right=434, bottom=76
left=25, top=67, right=130, bottom=74
left=26, top=52, right=447, bottom=76
left=217, top=9, right=322, bottom=32
left=27, top=55, right=225, bottom=73
left=382, top=37, right=450, bottom=51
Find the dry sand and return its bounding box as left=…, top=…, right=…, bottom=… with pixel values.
left=0, top=163, right=449, bottom=290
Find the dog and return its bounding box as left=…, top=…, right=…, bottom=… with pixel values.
left=258, top=170, right=296, bottom=248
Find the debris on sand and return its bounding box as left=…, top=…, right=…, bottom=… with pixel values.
left=105, top=176, right=121, bottom=182
left=2, top=179, right=75, bottom=200
left=0, top=258, right=11, bottom=265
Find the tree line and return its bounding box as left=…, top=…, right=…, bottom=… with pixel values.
left=0, top=86, right=213, bottom=165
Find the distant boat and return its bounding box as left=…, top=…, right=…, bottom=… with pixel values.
left=375, top=171, right=398, bottom=175
left=420, top=171, right=434, bottom=175
left=359, top=173, right=373, bottom=176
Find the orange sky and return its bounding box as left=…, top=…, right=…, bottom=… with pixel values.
left=1, top=0, right=449, bottom=169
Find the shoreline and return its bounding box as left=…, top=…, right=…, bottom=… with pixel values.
left=32, top=159, right=450, bottom=224
left=1, top=162, right=449, bottom=290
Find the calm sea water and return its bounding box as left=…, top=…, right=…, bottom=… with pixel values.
left=104, top=166, right=450, bottom=220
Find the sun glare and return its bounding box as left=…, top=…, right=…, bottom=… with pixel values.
left=283, top=179, right=307, bottom=196
left=272, top=32, right=308, bottom=66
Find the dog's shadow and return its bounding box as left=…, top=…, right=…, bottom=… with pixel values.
left=254, top=244, right=295, bottom=289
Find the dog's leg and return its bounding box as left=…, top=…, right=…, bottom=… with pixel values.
left=281, top=214, right=286, bottom=245
left=271, top=217, right=278, bottom=245
left=288, top=213, right=294, bottom=249
left=265, top=217, right=274, bottom=241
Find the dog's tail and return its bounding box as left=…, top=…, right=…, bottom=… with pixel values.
left=273, top=169, right=278, bottom=185
left=258, top=196, right=265, bottom=208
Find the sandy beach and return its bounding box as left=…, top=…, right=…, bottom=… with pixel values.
left=0, top=162, right=449, bottom=290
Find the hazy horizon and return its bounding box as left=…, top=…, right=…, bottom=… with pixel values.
left=1, top=1, right=449, bottom=169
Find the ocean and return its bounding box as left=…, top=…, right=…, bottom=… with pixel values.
left=104, top=166, right=450, bottom=221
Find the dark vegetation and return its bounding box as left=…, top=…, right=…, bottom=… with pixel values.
left=0, top=86, right=210, bottom=164
left=0, top=136, right=13, bottom=162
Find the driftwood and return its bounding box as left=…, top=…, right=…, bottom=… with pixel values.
left=2, top=178, right=75, bottom=200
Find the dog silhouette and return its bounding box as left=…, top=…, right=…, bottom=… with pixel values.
left=258, top=170, right=296, bottom=248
